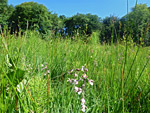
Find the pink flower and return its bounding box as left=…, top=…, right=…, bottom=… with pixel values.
left=44, top=72, right=47, bottom=76
left=77, top=88, right=82, bottom=95
left=81, top=104, right=87, bottom=112
left=81, top=98, right=86, bottom=105
left=68, top=69, right=74, bottom=73
left=74, top=86, right=79, bottom=92
left=41, top=64, right=44, bottom=67
left=85, top=68, right=88, bottom=72
left=73, top=79, right=78, bottom=85
left=81, top=66, right=84, bottom=72
left=47, top=70, right=50, bottom=73
left=82, top=73, right=88, bottom=79
left=68, top=69, right=74, bottom=75
left=41, top=68, right=45, bottom=71
left=88, top=79, right=94, bottom=85
left=67, top=78, right=72, bottom=83
left=74, top=87, right=82, bottom=95
left=44, top=65, right=47, bottom=69
left=74, top=73, right=78, bottom=77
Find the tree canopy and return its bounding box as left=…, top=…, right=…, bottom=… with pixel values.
left=121, top=4, right=150, bottom=45
left=64, top=13, right=102, bottom=36
left=0, top=0, right=14, bottom=27
left=0, top=1, right=150, bottom=45
left=9, top=2, right=54, bottom=34
left=99, top=16, right=119, bottom=43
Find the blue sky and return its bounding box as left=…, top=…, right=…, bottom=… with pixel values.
left=8, top=0, right=150, bottom=19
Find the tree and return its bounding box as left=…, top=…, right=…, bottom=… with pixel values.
left=0, top=0, right=7, bottom=12
left=58, top=15, right=67, bottom=36
left=121, top=4, right=150, bottom=45
left=85, top=13, right=102, bottom=34
left=59, top=15, right=66, bottom=20
left=0, top=0, right=14, bottom=27
left=99, top=16, right=119, bottom=43
left=50, top=13, right=62, bottom=35
left=9, top=2, right=53, bottom=34
left=64, top=13, right=88, bottom=36
left=64, top=13, right=102, bottom=36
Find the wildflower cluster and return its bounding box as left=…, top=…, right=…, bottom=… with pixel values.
left=67, top=65, right=94, bottom=112
left=41, top=63, right=50, bottom=76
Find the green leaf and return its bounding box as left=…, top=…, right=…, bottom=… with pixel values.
left=7, top=68, right=25, bottom=87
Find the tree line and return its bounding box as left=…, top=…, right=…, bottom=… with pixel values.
left=0, top=0, right=150, bottom=45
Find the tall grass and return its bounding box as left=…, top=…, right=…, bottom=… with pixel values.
left=0, top=29, right=150, bottom=112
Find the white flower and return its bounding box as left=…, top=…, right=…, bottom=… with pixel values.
left=41, top=68, right=45, bottom=71
left=74, top=86, right=79, bottom=92
left=44, top=65, right=47, bottom=69
left=47, top=70, right=50, bottom=73
left=81, top=66, right=84, bottom=72
left=85, top=68, right=88, bottom=72
left=81, top=98, right=86, bottom=105
left=73, top=79, right=78, bottom=85
left=41, top=64, right=44, bottom=67
left=67, top=78, right=72, bottom=83
left=77, top=88, right=82, bottom=95
left=68, top=69, right=74, bottom=74
left=81, top=104, right=87, bottom=112
left=44, top=72, right=47, bottom=76
left=74, top=73, right=78, bottom=77
left=82, top=73, right=88, bottom=79
left=74, top=86, right=82, bottom=95
left=70, top=69, right=74, bottom=73
left=88, top=79, right=94, bottom=85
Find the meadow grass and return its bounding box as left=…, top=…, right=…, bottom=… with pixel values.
left=0, top=30, right=150, bottom=113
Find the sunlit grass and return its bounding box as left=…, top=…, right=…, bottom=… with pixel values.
left=0, top=30, right=150, bottom=112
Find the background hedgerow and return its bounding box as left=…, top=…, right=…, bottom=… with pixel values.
left=1, top=1, right=150, bottom=45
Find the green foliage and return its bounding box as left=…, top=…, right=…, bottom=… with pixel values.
left=130, top=4, right=150, bottom=44
left=0, top=35, right=26, bottom=112
left=59, top=15, right=66, bottom=20
left=58, top=15, right=67, bottom=36
left=0, top=0, right=14, bottom=27
left=0, top=54, right=26, bottom=112
left=9, top=2, right=53, bottom=34
left=121, top=4, right=150, bottom=45
left=99, top=4, right=150, bottom=46
left=1, top=1, right=150, bottom=46
left=64, top=13, right=102, bottom=36
left=50, top=13, right=64, bottom=35
left=99, top=16, right=119, bottom=43
left=85, top=13, right=102, bottom=34
left=0, top=31, right=150, bottom=112
left=0, top=0, right=8, bottom=14
left=1, top=2, right=149, bottom=46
